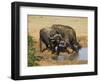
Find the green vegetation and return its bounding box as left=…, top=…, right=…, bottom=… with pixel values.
left=28, top=35, right=40, bottom=66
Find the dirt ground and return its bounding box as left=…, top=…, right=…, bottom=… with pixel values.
left=28, top=15, right=88, bottom=66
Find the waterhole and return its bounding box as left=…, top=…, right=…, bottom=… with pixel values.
left=57, top=48, right=88, bottom=61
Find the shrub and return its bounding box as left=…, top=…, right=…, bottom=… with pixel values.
left=28, top=35, right=39, bottom=66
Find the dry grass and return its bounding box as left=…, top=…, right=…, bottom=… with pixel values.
left=37, top=60, right=87, bottom=66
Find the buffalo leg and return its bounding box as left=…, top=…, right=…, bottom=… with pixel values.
left=40, top=38, right=42, bottom=52
left=66, top=48, right=70, bottom=54
left=42, top=47, right=48, bottom=52
left=56, top=51, right=60, bottom=56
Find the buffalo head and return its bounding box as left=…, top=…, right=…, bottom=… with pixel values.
left=73, top=40, right=82, bottom=53
left=49, top=33, right=63, bottom=53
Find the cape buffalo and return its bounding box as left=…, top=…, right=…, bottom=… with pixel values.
left=51, top=24, right=81, bottom=53
left=40, top=27, right=62, bottom=52
left=40, top=24, right=81, bottom=55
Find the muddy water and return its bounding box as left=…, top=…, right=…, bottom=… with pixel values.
left=57, top=48, right=88, bottom=61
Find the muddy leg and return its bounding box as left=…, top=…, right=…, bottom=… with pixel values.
left=56, top=50, right=60, bottom=56
left=41, top=48, right=47, bottom=52
left=52, top=51, right=59, bottom=60
left=40, top=38, right=42, bottom=52
left=52, top=50, right=55, bottom=54
left=66, top=48, right=70, bottom=54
